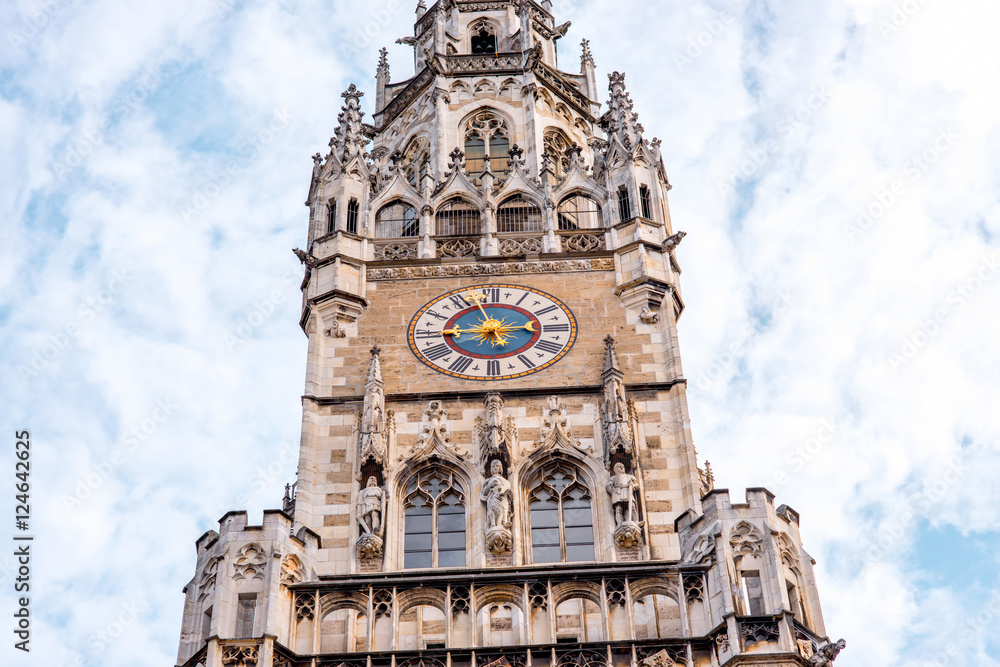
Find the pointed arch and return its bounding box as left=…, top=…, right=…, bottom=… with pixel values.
left=520, top=455, right=597, bottom=564
left=396, top=463, right=471, bottom=570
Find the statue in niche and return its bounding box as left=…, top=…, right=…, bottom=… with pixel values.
left=607, top=462, right=643, bottom=549
left=356, top=477, right=386, bottom=559
left=607, top=462, right=638, bottom=525
left=480, top=459, right=513, bottom=554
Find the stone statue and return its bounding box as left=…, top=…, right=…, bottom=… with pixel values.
left=481, top=459, right=514, bottom=555
left=808, top=639, right=846, bottom=666
left=607, top=462, right=637, bottom=526
left=481, top=460, right=513, bottom=531
left=356, top=477, right=384, bottom=536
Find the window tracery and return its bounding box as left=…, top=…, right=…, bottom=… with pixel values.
left=463, top=110, right=511, bottom=183
left=401, top=138, right=430, bottom=189
left=527, top=462, right=595, bottom=563
left=403, top=468, right=467, bottom=569
left=543, top=129, right=573, bottom=180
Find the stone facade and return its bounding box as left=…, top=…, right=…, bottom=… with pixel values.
left=175, top=2, right=844, bottom=667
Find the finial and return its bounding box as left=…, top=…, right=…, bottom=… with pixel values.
left=581, top=38, right=595, bottom=66
left=342, top=83, right=364, bottom=102
left=603, top=335, right=621, bottom=374
left=370, top=344, right=382, bottom=357
left=447, top=147, right=465, bottom=171
left=377, top=47, right=389, bottom=76
left=609, top=71, right=626, bottom=91
left=507, top=144, right=524, bottom=165
left=312, top=152, right=323, bottom=165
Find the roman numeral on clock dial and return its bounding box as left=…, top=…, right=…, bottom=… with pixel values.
left=407, top=284, right=578, bottom=380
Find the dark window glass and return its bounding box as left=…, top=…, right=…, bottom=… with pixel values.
left=465, top=138, right=486, bottom=176
left=640, top=185, right=652, bottom=219
left=529, top=464, right=595, bottom=563
left=617, top=187, right=632, bottom=222
left=489, top=135, right=510, bottom=179
left=557, top=194, right=602, bottom=230
left=327, top=201, right=337, bottom=234
left=404, top=472, right=465, bottom=569
left=471, top=29, right=497, bottom=54
left=346, top=199, right=359, bottom=234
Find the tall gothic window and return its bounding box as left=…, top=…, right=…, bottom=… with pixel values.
left=497, top=195, right=542, bottom=234
left=464, top=110, right=511, bottom=183
left=616, top=186, right=632, bottom=222
left=326, top=200, right=337, bottom=234
left=557, top=194, right=602, bottom=230
left=346, top=198, right=359, bottom=234
left=375, top=200, right=418, bottom=238
left=403, top=468, right=467, bottom=569
left=436, top=197, right=480, bottom=237
left=639, top=184, right=653, bottom=219
left=527, top=462, right=595, bottom=563
left=543, top=129, right=572, bottom=180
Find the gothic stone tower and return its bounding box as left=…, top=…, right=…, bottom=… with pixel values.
left=175, top=3, right=846, bottom=667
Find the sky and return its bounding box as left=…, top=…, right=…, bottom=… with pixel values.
left=0, top=0, right=998, bottom=665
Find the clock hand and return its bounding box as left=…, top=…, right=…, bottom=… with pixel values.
left=464, top=292, right=491, bottom=320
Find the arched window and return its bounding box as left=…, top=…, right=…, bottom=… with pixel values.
left=319, top=607, right=368, bottom=653
left=436, top=198, right=480, bottom=237
left=543, top=129, right=572, bottom=179
left=402, top=138, right=430, bottom=189
left=527, top=462, right=595, bottom=563
left=554, top=597, right=603, bottom=641
left=403, top=468, right=467, bottom=569
left=497, top=195, right=542, bottom=234
left=326, top=200, right=337, bottom=234
left=557, top=194, right=603, bottom=230
left=632, top=594, right=681, bottom=638
left=470, top=20, right=498, bottom=54
left=375, top=200, right=418, bottom=238
left=464, top=110, right=511, bottom=183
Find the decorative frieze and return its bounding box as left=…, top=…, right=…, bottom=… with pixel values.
left=374, top=241, right=419, bottom=261
left=367, top=258, right=613, bottom=281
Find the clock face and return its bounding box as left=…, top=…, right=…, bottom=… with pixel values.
left=407, top=284, right=578, bottom=380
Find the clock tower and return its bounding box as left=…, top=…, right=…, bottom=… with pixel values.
left=175, top=3, right=845, bottom=667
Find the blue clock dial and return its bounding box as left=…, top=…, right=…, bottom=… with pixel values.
left=407, top=285, right=578, bottom=380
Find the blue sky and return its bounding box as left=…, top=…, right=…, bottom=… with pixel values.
left=1, top=0, right=998, bottom=665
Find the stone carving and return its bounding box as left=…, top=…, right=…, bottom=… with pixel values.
left=197, top=557, right=219, bottom=601
left=682, top=531, right=717, bottom=565
left=498, top=236, right=544, bottom=256
left=480, top=459, right=513, bottom=555
left=367, top=258, right=614, bottom=281
left=356, top=477, right=386, bottom=559
left=808, top=640, right=847, bottom=666
left=221, top=645, right=259, bottom=666
left=232, top=544, right=266, bottom=581
left=741, top=620, right=780, bottom=645
left=532, top=396, right=588, bottom=453
left=562, top=233, right=605, bottom=253
left=639, top=650, right=676, bottom=667
left=279, top=554, right=304, bottom=587
left=663, top=230, right=687, bottom=252
left=607, top=462, right=642, bottom=548
left=796, top=634, right=815, bottom=660
left=437, top=238, right=479, bottom=258
left=605, top=578, right=626, bottom=607
left=715, top=631, right=731, bottom=653
left=359, top=347, right=386, bottom=465
left=373, top=589, right=393, bottom=618
left=451, top=585, right=470, bottom=615
left=729, top=521, right=764, bottom=558
left=294, top=593, right=315, bottom=622
left=639, top=305, right=658, bottom=324
left=374, top=241, right=418, bottom=261
left=331, top=84, right=375, bottom=161
left=601, top=336, right=636, bottom=469
left=292, top=247, right=317, bottom=267
left=684, top=574, right=705, bottom=604
left=401, top=401, right=469, bottom=461
left=698, top=460, right=715, bottom=496
left=778, top=532, right=798, bottom=569
left=528, top=581, right=548, bottom=610
left=557, top=649, right=608, bottom=667
left=477, top=393, right=515, bottom=474
left=324, top=319, right=347, bottom=338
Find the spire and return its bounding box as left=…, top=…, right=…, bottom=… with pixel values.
left=377, top=47, right=390, bottom=78
left=375, top=48, right=390, bottom=113
left=366, top=345, right=384, bottom=389
left=332, top=84, right=370, bottom=162
left=603, top=334, right=623, bottom=380
left=603, top=72, right=643, bottom=152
